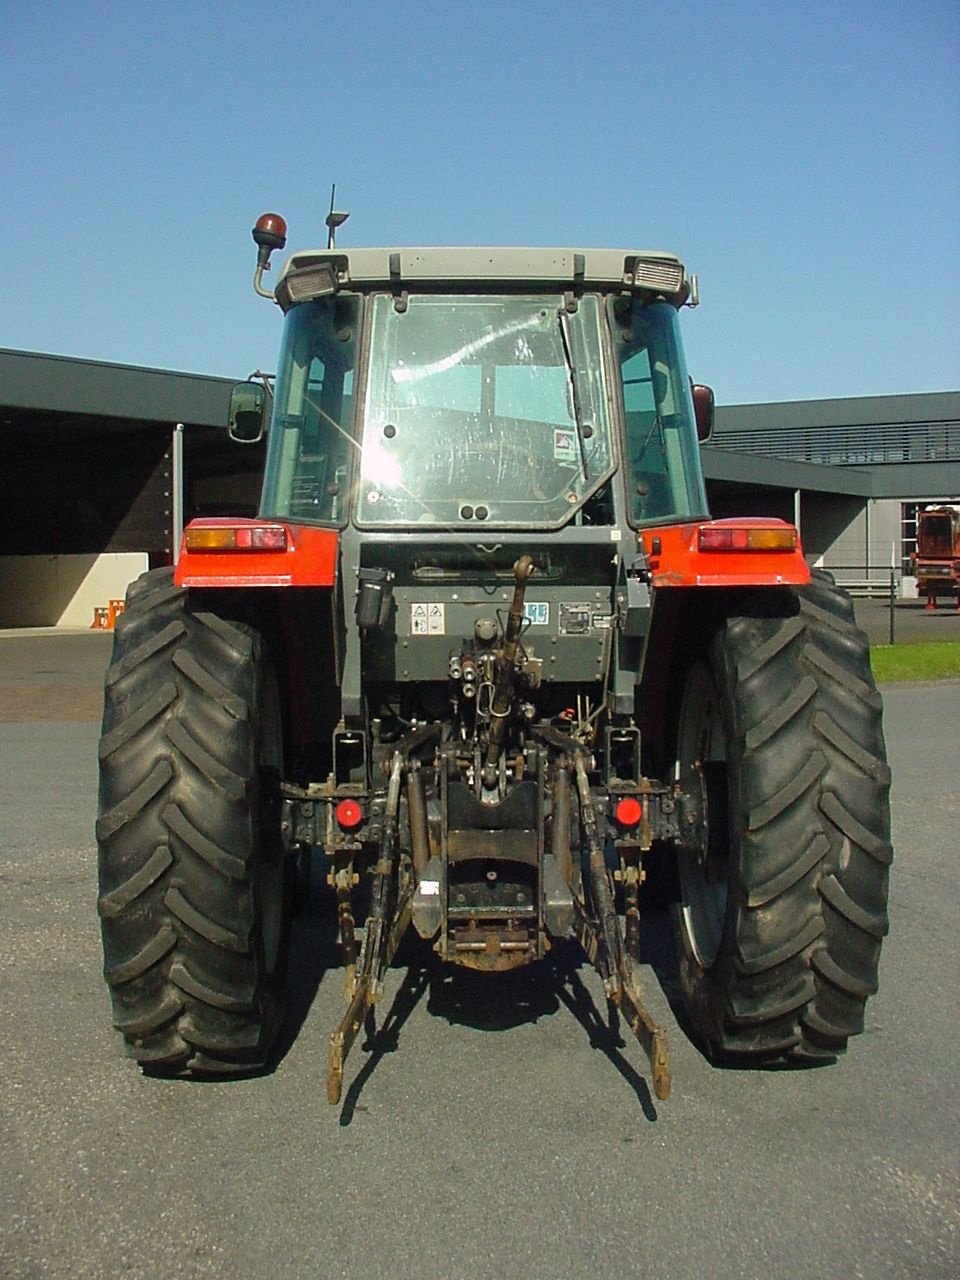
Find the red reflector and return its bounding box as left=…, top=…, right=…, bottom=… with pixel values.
left=335, top=799, right=363, bottom=831
left=237, top=525, right=287, bottom=551
left=699, top=526, right=747, bottom=551
left=614, top=797, right=643, bottom=829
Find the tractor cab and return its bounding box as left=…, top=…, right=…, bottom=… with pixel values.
left=246, top=246, right=710, bottom=538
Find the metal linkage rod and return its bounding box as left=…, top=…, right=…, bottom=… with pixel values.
left=573, top=752, right=622, bottom=996
left=327, top=752, right=404, bottom=1104
left=571, top=750, right=671, bottom=1101
left=481, top=555, right=535, bottom=788
left=327, top=722, right=441, bottom=1105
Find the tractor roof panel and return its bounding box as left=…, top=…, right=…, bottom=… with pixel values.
left=274, top=247, right=692, bottom=309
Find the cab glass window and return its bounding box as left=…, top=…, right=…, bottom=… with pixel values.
left=259, top=295, right=360, bottom=524
left=357, top=293, right=613, bottom=527
left=609, top=298, right=709, bottom=525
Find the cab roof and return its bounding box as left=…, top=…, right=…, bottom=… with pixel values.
left=274, top=246, right=693, bottom=311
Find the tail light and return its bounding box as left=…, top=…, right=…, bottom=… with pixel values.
left=614, top=797, right=643, bottom=829
left=335, top=799, right=363, bottom=832
left=183, top=524, right=288, bottom=553
left=698, top=526, right=797, bottom=553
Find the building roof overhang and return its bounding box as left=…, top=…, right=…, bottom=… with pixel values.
left=0, top=348, right=234, bottom=427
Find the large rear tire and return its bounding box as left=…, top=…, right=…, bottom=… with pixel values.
left=672, top=573, right=892, bottom=1062
left=97, top=568, right=290, bottom=1073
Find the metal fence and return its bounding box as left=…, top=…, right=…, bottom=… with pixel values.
left=823, top=566, right=900, bottom=643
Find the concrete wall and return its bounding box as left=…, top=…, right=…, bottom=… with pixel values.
left=865, top=499, right=903, bottom=571
left=800, top=496, right=916, bottom=596
left=800, top=492, right=864, bottom=564
left=0, top=552, right=149, bottom=628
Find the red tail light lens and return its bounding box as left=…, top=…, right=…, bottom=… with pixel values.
left=614, top=797, right=643, bottom=829
left=335, top=799, right=363, bottom=831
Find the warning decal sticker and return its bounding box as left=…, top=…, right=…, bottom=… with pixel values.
left=553, top=428, right=577, bottom=462
left=411, top=602, right=445, bottom=635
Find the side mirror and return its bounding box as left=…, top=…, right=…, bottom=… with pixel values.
left=691, top=382, right=715, bottom=443
left=228, top=380, right=267, bottom=444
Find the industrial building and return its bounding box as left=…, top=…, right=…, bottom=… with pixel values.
left=1, top=346, right=957, bottom=628
left=707, top=390, right=960, bottom=588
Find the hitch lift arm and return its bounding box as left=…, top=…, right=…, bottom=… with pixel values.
left=572, top=751, right=671, bottom=1101
left=327, top=723, right=439, bottom=1104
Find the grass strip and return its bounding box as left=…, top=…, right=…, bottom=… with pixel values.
left=870, top=641, right=960, bottom=683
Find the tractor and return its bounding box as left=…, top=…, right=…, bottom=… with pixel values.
left=913, top=504, right=960, bottom=610
left=96, top=214, right=892, bottom=1103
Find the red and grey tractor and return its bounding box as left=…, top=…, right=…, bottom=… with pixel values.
left=96, top=216, right=892, bottom=1102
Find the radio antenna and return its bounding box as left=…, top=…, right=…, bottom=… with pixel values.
left=325, top=184, right=350, bottom=248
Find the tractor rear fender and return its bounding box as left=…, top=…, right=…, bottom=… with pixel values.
left=174, top=518, right=338, bottom=588
left=640, top=518, right=810, bottom=590
left=175, top=519, right=342, bottom=769
left=633, top=519, right=809, bottom=771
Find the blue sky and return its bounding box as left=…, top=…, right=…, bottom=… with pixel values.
left=2, top=0, right=957, bottom=404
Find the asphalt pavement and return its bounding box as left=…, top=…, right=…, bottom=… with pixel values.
left=0, top=633, right=958, bottom=1279
left=851, top=595, right=960, bottom=647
